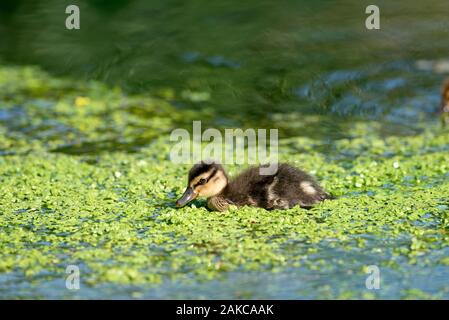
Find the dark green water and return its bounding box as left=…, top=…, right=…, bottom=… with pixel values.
left=1, top=0, right=448, bottom=146
left=0, top=0, right=448, bottom=299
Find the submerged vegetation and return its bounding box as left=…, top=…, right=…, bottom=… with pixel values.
left=0, top=66, right=448, bottom=299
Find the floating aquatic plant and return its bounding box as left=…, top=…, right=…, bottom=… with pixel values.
left=0, top=65, right=448, bottom=299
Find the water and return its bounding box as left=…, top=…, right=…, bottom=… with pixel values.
left=1, top=0, right=448, bottom=144
left=0, top=0, right=448, bottom=299
left=1, top=240, right=448, bottom=299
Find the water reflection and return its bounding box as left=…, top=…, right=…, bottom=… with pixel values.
left=0, top=0, right=448, bottom=152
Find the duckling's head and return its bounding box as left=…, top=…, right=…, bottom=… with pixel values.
left=176, top=161, right=228, bottom=208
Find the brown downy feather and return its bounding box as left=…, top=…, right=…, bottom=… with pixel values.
left=176, top=161, right=332, bottom=212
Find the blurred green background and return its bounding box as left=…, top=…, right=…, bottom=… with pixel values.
left=1, top=0, right=448, bottom=148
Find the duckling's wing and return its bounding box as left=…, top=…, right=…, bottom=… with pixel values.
left=272, top=164, right=330, bottom=208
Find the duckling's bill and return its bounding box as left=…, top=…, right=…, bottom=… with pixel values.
left=176, top=187, right=197, bottom=207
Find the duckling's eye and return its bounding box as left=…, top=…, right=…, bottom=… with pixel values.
left=199, top=178, right=207, bottom=185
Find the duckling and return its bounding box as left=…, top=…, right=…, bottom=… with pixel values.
left=176, top=161, right=331, bottom=211
left=440, top=79, right=449, bottom=126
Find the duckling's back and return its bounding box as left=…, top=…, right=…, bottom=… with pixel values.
left=223, top=163, right=330, bottom=210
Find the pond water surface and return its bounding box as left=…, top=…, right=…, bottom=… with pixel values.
left=0, top=0, right=448, bottom=299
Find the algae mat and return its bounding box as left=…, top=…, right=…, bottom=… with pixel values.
left=0, top=66, right=448, bottom=299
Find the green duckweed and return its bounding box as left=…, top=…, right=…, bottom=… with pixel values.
left=0, top=65, right=448, bottom=299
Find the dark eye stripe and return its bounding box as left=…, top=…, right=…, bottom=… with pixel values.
left=194, top=168, right=218, bottom=187
left=207, top=168, right=218, bottom=181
